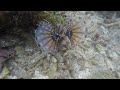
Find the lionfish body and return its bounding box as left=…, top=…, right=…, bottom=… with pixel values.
left=34, top=18, right=84, bottom=53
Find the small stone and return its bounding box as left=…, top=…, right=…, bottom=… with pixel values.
left=54, top=53, right=63, bottom=63
left=84, top=61, right=91, bottom=68
left=116, top=51, right=120, bottom=55
left=43, top=60, right=50, bottom=70
left=25, top=48, right=33, bottom=52
left=51, top=56, right=57, bottom=63
left=84, top=60, right=97, bottom=69
left=90, top=60, right=98, bottom=65
left=15, top=46, right=24, bottom=57
left=96, top=44, right=106, bottom=55
left=58, top=63, right=67, bottom=69
left=108, top=51, right=119, bottom=60
left=15, top=57, right=25, bottom=63
left=46, top=54, right=51, bottom=61
left=112, top=52, right=118, bottom=59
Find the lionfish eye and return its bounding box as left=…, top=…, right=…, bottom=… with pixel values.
left=65, top=31, right=72, bottom=38
left=51, top=32, right=60, bottom=41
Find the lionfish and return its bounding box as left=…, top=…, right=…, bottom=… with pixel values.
left=34, top=17, right=84, bottom=53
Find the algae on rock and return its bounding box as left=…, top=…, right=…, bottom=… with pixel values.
left=33, top=11, right=65, bottom=26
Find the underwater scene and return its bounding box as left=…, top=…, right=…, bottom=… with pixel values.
left=0, top=11, right=120, bottom=79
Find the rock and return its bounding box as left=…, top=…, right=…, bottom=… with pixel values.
left=11, top=66, right=28, bottom=79
left=57, top=69, right=71, bottom=79
left=76, top=59, right=85, bottom=70
left=46, top=62, right=57, bottom=79
left=94, top=54, right=106, bottom=67
left=104, top=57, right=115, bottom=71
left=73, top=68, right=91, bottom=79
left=0, top=35, right=20, bottom=48
left=0, top=49, right=11, bottom=72
left=0, top=65, right=9, bottom=79
left=88, top=70, right=116, bottom=79
left=115, top=72, right=120, bottom=79
left=32, top=70, right=48, bottom=79
left=107, top=50, right=119, bottom=60
left=7, top=75, right=17, bottom=79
